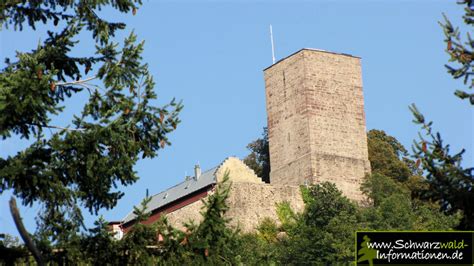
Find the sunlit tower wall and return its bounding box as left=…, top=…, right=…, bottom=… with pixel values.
left=264, top=48, right=371, bottom=202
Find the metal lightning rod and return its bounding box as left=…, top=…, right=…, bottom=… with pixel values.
left=270, top=24, right=276, bottom=64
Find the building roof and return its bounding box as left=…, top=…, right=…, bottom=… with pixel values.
left=122, top=166, right=219, bottom=224
left=263, top=48, right=360, bottom=71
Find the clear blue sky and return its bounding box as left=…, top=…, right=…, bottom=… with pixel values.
left=1, top=0, right=473, bottom=239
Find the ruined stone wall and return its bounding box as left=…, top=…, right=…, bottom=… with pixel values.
left=164, top=157, right=302, bottom=232
left=264, top=49, right=371, bottom=202
left=165, top=183, right=304, bottom=232
left=215, top=157, right=265, bottom=184
left=166, top=195, right=206, bottom=229
left=226, top=183, right=304, bottom=232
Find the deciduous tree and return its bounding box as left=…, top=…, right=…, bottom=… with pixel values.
left=243, top=127, right=270, bottom=183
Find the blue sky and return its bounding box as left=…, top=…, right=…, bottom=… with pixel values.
left=1, top=0, right=473, bottom=238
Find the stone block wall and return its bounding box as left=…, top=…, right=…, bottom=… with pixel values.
left=164, top=157, right=304, bottom=232
left=226, top=183, right=304, bottom=232
left=264, top=51, right=312, bottom=180
left=166, top=196, right=206, bottom=229
left=165, top=182, right=304, bottom=232
left=264, top=49, right=371, bottom=202
left=215, top=157, right=265, bottom=184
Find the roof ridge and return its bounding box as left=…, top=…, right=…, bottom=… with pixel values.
left=147, top=165, right=219, bottom=198
left=121, top=163, right=222, bottom=224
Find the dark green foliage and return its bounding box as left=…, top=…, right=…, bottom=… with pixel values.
left=410, top=105, right=473, bottom=229
left=0, top=244, right=28, bottom=265
left=0, top=1, right=139, bottom=43
left=361, top=172, right=408, bottom=207
left=117, top=196, right=161, bottom=265
left=239, top=127, right=462, bottom=263
left=152, top=217, right=190, bottom=264
left=33, top=172, right=241, bottom=264
left=275, top=178, right=460, bottom=265
left=256, top=217, right=279, bottom=243
left=361, top=173, right=461, bottom=231
left=233, top=233, right=280, bottom=265
left=440, top=0, right=474, bottom=104
left=427, top=0, right=474, bottom=223
left=303, top=183, right=358, bottom=229
left=244, top=127, right=270, bottom=183
left=151, top=172, right=244, bottom=264
left=278, top=182, right=359, bottom=265
left=361, top=174, right=415, bottom=230
left=367, top=129, right=414, bottom=181
left=17, top=165, right=460, bottom=265
left=81, top=218, right=119, bottom=266
left=184, top=171, right=242, bottom=264
left=245, top=128, right=417, bottom=184
left=405, top=0, right=474, bottom=231
left=0, top=234, right=29, bottom=264
left=0, top=0, right=182, bottom=245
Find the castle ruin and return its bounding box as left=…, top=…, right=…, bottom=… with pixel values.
left=265, top=48, right=371, bottom=201
left=110, top=48, right=371, bottom=235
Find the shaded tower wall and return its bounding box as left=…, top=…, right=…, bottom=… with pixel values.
left=264, top=48, right=371, bottom=201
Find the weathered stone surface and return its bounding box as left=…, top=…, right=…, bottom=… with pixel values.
left=226, top=182, right=304, bottom=232
left=166, top=183, right=304, bottom=232
left=215, top=157, right=265, bottom=184
left=127, top=48, right=372, bottom=234
left=165, top=157, right=304, bottom=232
left=166, top=196, right=205, bottom=229
left=264, top=49, right=371, bottom=202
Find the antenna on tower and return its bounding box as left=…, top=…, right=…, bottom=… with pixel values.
left=270, top=24, right=276, bottom=64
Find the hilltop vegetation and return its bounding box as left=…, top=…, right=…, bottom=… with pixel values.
left=2, top=128, right=464, bottom=264
left=1, top=0, right=472, bottom=264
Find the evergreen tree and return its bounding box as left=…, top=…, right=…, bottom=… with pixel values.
left=440, top=0, right=474, bottom=104
left=186, top=171, right=242, bottom=264
left=118, top=195, right=161, bottom=265
left=0, top=0, right=182, bottom=261
left=100, top=171, right=242, bottom=264
left=408, top=0, right=474, bottom=230
left=410, top=105, right=473, bottom=229
left=81, top=217, right=120, bottom=265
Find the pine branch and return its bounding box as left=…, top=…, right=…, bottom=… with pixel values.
left=27, top=123, right=85, bottom=132
left=56, top=75, right=98, bottom=86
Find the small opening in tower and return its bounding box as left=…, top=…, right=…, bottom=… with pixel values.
left=287, top=132, right=290, bottom=143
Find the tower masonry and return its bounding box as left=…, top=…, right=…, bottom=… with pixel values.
left=112, top=47, right=373, bottom=235
left=264, top=48, right=371, bottom=202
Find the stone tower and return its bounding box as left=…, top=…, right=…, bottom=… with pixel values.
left=264, top=48, right=371, bottom=201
